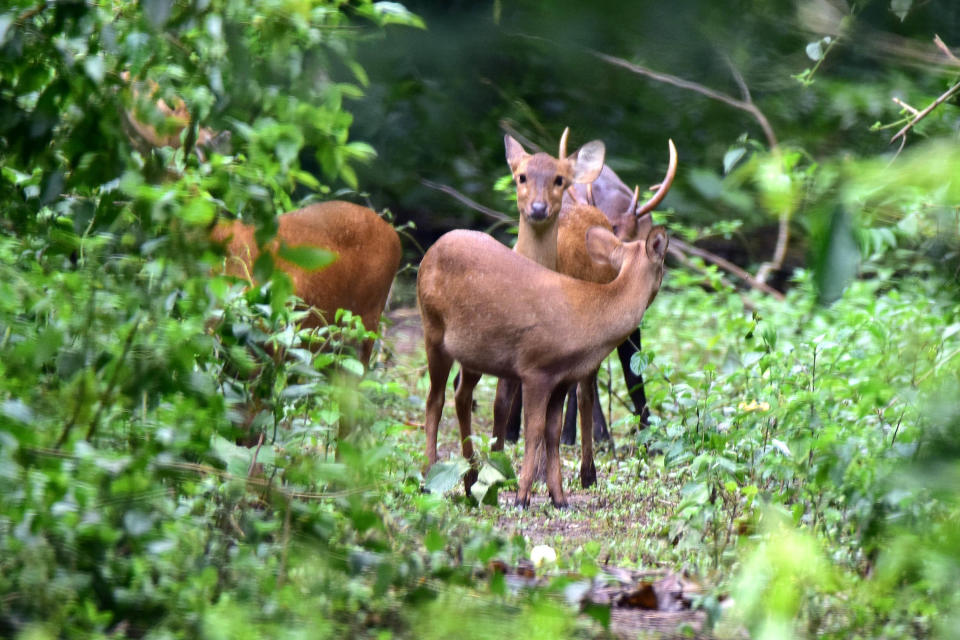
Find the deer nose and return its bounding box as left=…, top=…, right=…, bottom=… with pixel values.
left=529, top=201, right=548, bottom=220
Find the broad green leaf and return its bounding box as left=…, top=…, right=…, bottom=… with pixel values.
left=424, top=459, right=471, bottom=494
left=277, top=243, right=337, bottom=271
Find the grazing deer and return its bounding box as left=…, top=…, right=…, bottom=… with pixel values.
left=210, top=201, right=402, bottom=367
left=418, top=225, right=669, bottom=506
left=495, top=131, right=677, bottom=488
left=120, top=73, right=401, bottom=367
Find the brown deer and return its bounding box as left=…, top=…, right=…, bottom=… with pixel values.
left=494, top=131, right=677, bottom=488
left=554, top=141, right=678, bottom=447
left=120, top=72, right=226, bottom=161
left=210, top=201, right=402, bottom=367
left=418, top=224, right=669, bottom=507
left=487, top=130, right=604, bottom=487
left=120, top=74, right=401, bottom=367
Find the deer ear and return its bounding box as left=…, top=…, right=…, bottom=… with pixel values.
left=571, top=140, right=605, bottom=184
left=585, top=225, right=624, bottom=271
left=646, top=226, right=669, bottom=262
left=505, top=135, right=528, bottom=173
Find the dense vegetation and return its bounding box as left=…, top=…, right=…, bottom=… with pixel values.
left=1, top=0, right=959, bottom=638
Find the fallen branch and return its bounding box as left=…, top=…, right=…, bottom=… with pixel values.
left=934, top=34, right=960, bottom=64
left=667, top=245, right=758, bottom=312
left=672, top=238, right=785, bottom=301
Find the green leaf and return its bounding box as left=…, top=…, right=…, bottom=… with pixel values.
left=424, top=459, right=471, bottom=494
left=470, top=462, right=507, bottom=505
left=277, top=243, right=337, bottom=271
left=723, top=147, right=746, bottom=174
left=805, top=40, right=824, bottom=62
left=630, top=351, right=651, bottom=376
left=424, top=527, right=446, bottom=552
left=370, top=2, right=426, bottom=28
left=582, top=602, right=611, bottom=629
left=890, top=0, right=912, bottom=21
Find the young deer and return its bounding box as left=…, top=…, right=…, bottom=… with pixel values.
left=418, top=225, right=669, bottom=507
left=489, top=130, right=604, bottom=486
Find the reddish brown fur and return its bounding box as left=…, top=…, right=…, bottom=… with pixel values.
left=418, top=226, right=668, bottom=507
left=211, top=201, right=402, bottom=366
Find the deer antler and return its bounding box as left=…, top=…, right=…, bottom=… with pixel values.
left=635, top=139, right=677, bottom=217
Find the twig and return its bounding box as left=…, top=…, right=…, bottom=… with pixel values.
left=590, top=50, right=779, bottom=149
left=667, top=245, right=757, bottom=312
left=672, top=238, right=785, bottom=300
left=420, top=179, right=514, bottom=224
left=248, top=432, right=265, bottom=477
left=86, top=315, right=142, bottom=442
left=589, top=49, right=791, bottom=285
left=890, top=80, right=960, bottom=144
left=934, top=34, right=960, bottom=64
left=892, top=97, right=919, bottom=115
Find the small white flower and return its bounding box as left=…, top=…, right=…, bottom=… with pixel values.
left=530, top=544, right=557, bottom=568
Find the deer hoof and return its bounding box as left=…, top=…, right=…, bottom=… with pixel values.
left=581, top=462, right=597, bottom=489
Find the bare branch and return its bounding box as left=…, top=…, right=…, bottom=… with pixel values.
left=421, top=179, right=515, bottom=224
left=890, top=80, right=960, bottom=144
left=671, top=238, right=785, bottom=300
left=590, top=50, right=779, bottom=150
left=666, top=245, right=757, bottom=312
left=934, top=34, right=960, bottom=64
left=892, top=96, right=919, bottom=115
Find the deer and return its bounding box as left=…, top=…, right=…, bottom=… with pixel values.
left=119, top=73, right=402, bottom=367
left=554, top=141, right=678, bottom=447
left=493, top=130, right=677, bottom=488
left=418, top=223, right=669, bottom=507
left=210, top=201, right=402, bottom=368
left=120, top=71, right=226, bottom=161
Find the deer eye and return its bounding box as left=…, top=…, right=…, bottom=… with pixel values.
left=518, top=174, right=527, bottom=184
left=554, top=175, right=564, bottom=187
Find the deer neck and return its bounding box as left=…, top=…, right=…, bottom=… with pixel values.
left=515, top=217, right=559, bottom=271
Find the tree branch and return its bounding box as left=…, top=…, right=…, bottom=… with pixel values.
left=672, top=238, right=785, bottom=300
left=890, top=80, right=960, bottom=144
left=590, top=49, right=789, bottom=286
left=421, top=179, right=514, bottom=224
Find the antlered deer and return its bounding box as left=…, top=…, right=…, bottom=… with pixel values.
left=554, top=141, right=677, bottom=446
left=418, top=225, right=669, bottom=507
left=494, top=130, right=677, bottom=487
left=210, top=201, right=402, bottom=367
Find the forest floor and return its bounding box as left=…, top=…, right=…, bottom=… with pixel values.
left=382, top=307, right=723, bottom=639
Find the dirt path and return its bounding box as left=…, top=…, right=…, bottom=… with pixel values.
left=382, top=308, right=716, bottom=639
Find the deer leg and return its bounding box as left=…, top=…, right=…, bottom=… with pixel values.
left=493, top=377, right=521, bottom=450
left=454, top=368, right=482, bottom=495
left=591, top=374, right=611, bottom=443
left=423, top=342, right=452, bottom=470
left=560, top=385, right=578, bottom=445
left=544, top=385, right=569, bottom=508
left=504, top=380, right=523, bottom=443
left=617, top=327, right=649, bottom=428
left=578, top=374, right=598, bottom=489
left=516, top=380, right=549, bottom=508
